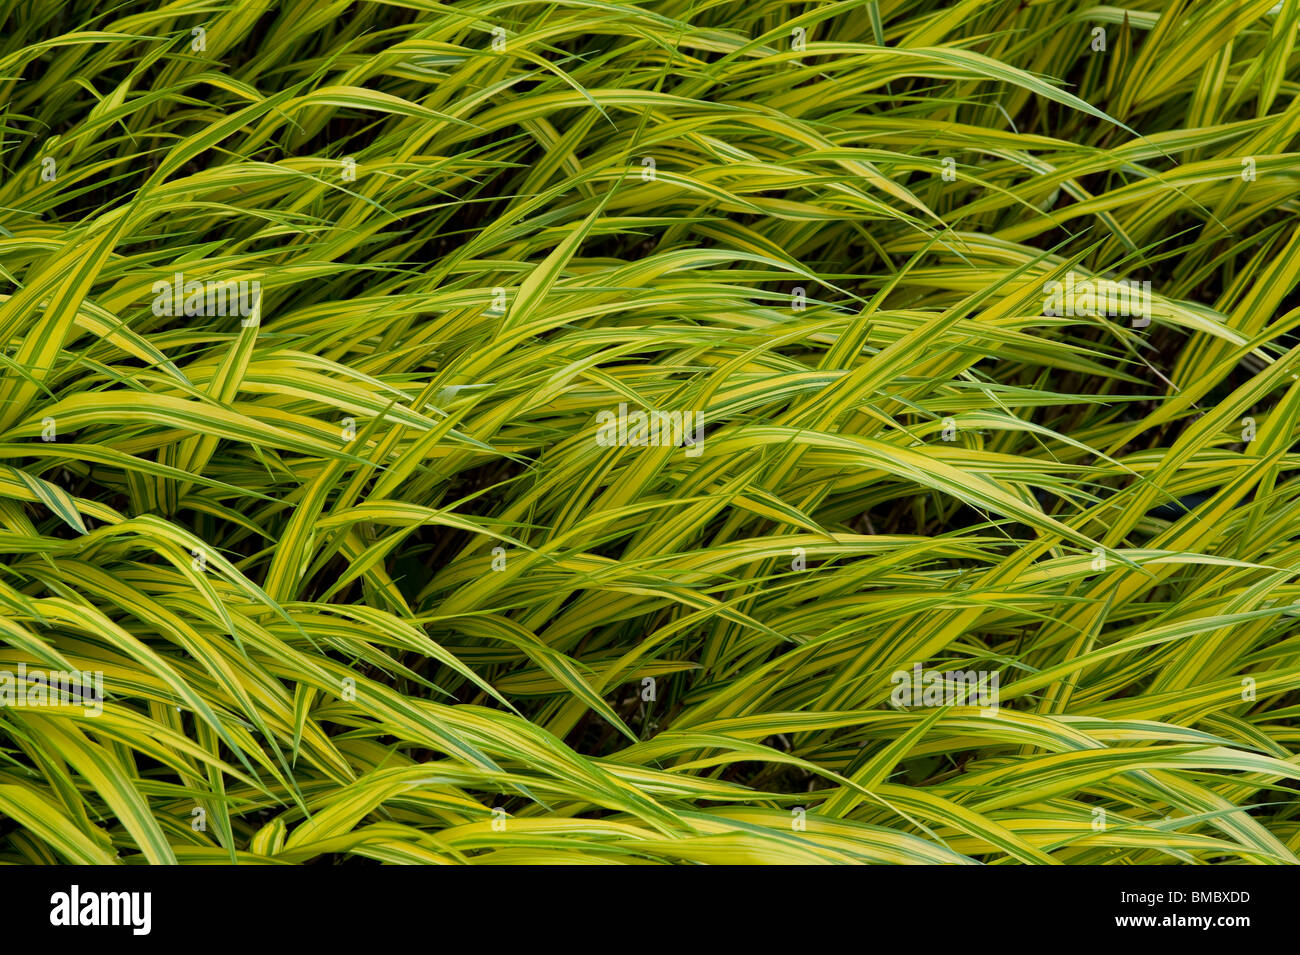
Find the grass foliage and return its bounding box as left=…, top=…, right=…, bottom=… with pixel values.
left=1, top=0, right=1300, bottom=864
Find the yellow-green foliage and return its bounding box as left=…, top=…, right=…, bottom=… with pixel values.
left=1, top=0, right=1299, bottom=864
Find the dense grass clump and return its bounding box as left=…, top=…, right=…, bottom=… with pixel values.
left=1, top=0, right=1299, bottom=864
